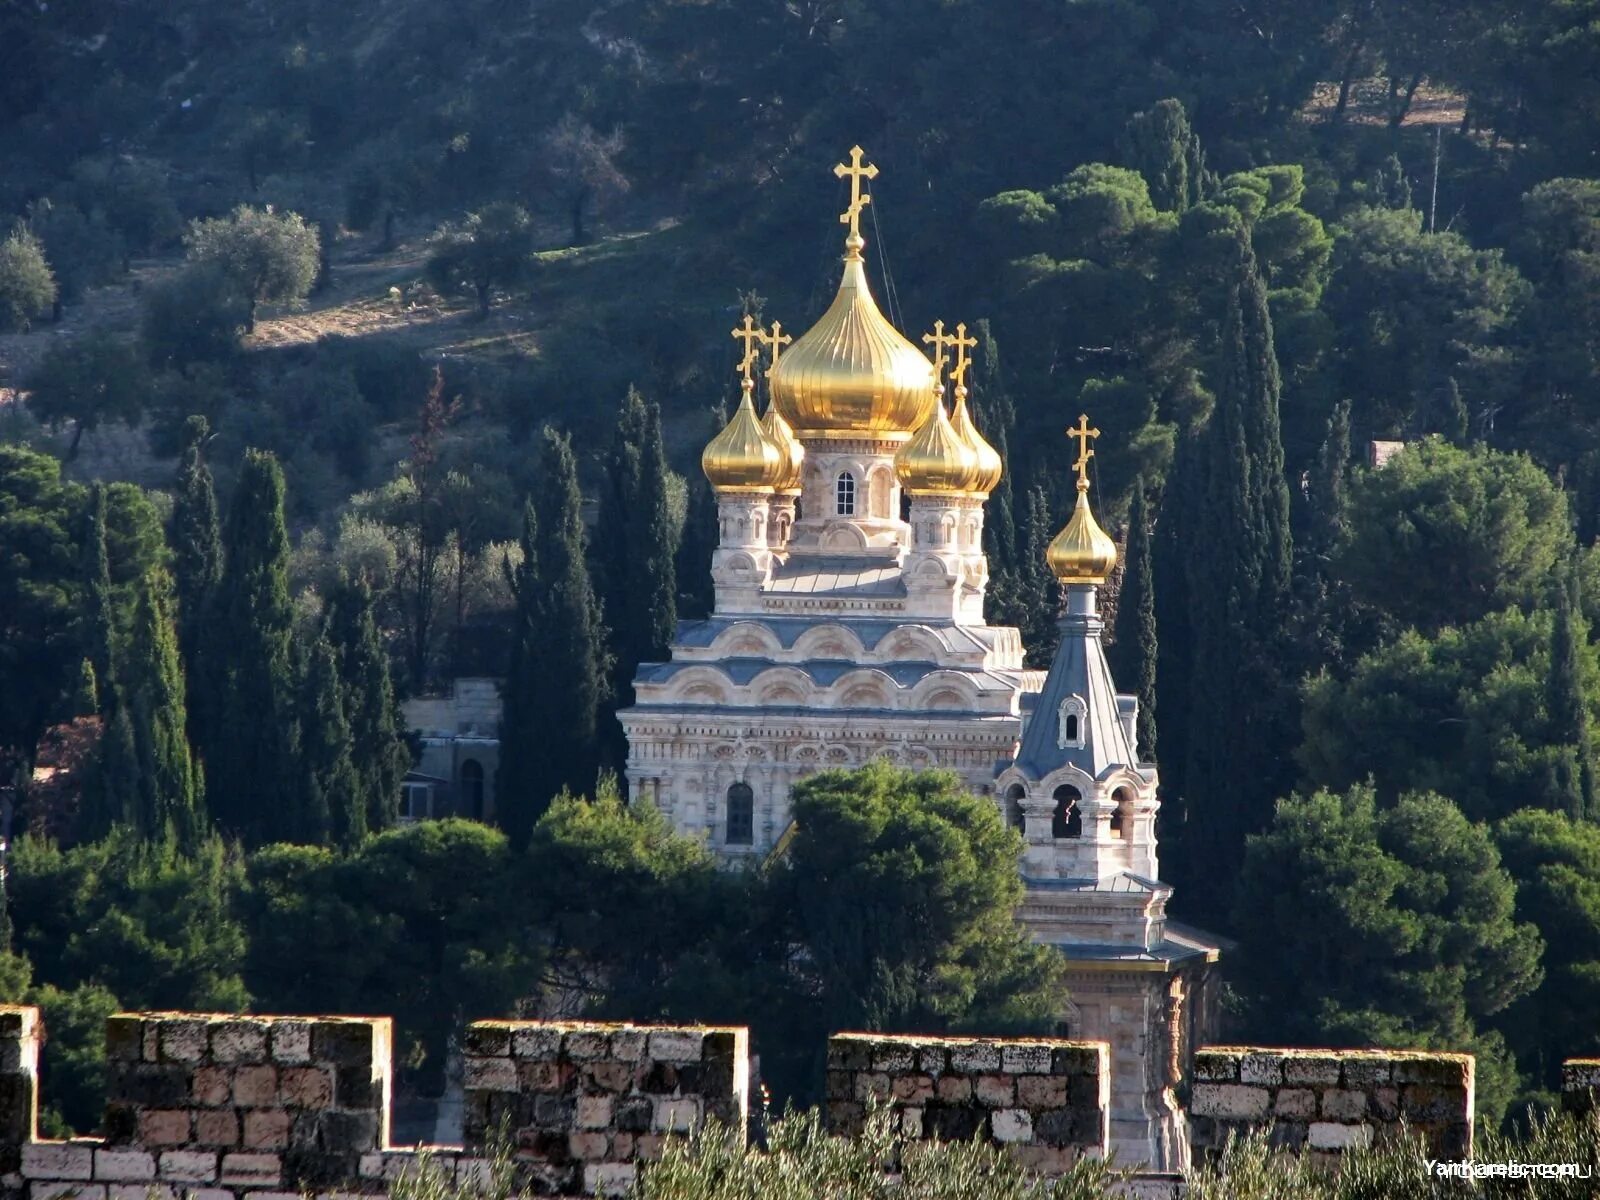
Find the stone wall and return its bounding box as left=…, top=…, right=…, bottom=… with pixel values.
left=1561, top=1058, right=1600, bottom=1114
left=1188, top=1047, right=1473, bottom=1160
left=823, top=1033, right=1109, bottom=1174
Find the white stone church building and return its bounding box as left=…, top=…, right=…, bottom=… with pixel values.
left=617, top=150, right=1222, bottom=1170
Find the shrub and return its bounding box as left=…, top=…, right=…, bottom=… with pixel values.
left=0, top=226, right=57, bottom=331
left=142, top=265, right=250, bottom=369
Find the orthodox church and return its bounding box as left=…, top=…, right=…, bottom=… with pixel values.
left=617, top=149, right=1222, bottom=1170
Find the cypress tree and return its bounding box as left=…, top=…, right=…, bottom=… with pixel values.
left=326, top=580, right=408, bottom=834
left=298, top=634, right=364, bottom=848
left=970, top=320, right=1018, bottom=572
left=207, top=450, right=297, bottom=845
left=1174, top=230, right=1295, bottom=908
left=84, top=705, right=139, bottom=837
left=1018, top=484, right=1061, bottom=667
left=81, top=484, right=115, bottom=699
left=497, top=429, right=610, bottom=844
left=71, top=658, right=98, bottom=717
left=1307, top=398, right=1352, bottom=565
left=1547, top=559, right=1596, bottom=820
left=1111, top=484, right=1158, bottom=761
left=1119, top=98, right=1210, bottom=213
left=170, top=417, right=222, bottom=680
left=124, top=568, right=205, bottom=847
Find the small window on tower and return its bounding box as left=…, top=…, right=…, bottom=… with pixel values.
left=726, top=782, right=754, bottom=846
left=1058, top=696, right=1087, bottom=749
left=836, top=471, right=856, bottom=516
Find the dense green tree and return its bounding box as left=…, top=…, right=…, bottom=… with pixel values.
left=79, top=485, right=115, bottom=699
left=1305, top=398, right=1352, bottom=565
left=205, top=450, right=298, bottom=845
left=425, top=202, right=534, bottom=317
left=27, top=199, right=122, bottom=318
left=1546, top=559, right=1596, bottom=821
left=297, top=635, right=363, bottom=849
left=1233, top=784, right=1542, bottom=1123
left=30, top=980, right=120, bottom=1136
left=1013, top=484, right=1061, bottom=668
left=497, top=428, right=610, bottom=843
left=1300, top=607, right=1599, bottom=822
left=0, top=225, right=56, bottom=332
left=25, top=334, right=150, bottom=459
left=123, top=569, right=205, bottom=847
left=1110, top=483, right=1157, bottom=760
left=1334, top=440, right=1572, bottom=635
left=325, top=580, right=409, bottom=835
left=140, top=266, right=249, bottom=369
left=1118, top=98, right=1209, bottom=214
left=183, top=205, right=319, bottom=332
left=777, top=761, right=1063, bottom=1035
left=170, top=419, right=222, bottom=684
left=968, top=320, right=1017, bottom=573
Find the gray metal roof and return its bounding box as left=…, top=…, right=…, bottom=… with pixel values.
left=634, top=657, right=1020, bottom=689
left=766, top=557, right=907, bottom=598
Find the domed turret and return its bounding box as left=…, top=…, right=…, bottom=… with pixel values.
left=703, top=381, right=783, bottom=492
left=895, top=390, right=980, bottom=495
left=761, top=400, right=805, bottom=494
left=768, top=147, right=934, bottom=438
left=1046, top=414, right=1118, bottom=584
left=950, top=385, right=1003, bottom=495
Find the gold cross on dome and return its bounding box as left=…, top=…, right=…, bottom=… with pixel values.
left=834, top=146, right=879, bottom=243
left=1068, top=414, right=1101, bottom=489
left=949, top=322, right=978, bottom=388
left=755, top=320, right=792, bottom=377
left=731, top=314, right=762, bottom=383
left=922, top=320, right=956, bottom=383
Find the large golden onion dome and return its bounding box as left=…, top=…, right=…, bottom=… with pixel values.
left=703, top=382, right=784, bottom=492
left=895, top=389, right=981, bottom=495
left=950, top=384, right=1003, bottom=495
left=761, top=397, right=805, bottom=494
left=1046, top=414, right=1118, bottom=584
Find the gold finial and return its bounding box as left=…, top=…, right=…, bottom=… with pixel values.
left=834, top=145, right=879, bottom=257
left=1067, top=413, right=1101, bottom=491
left=949, top=322, right=979, bottom=388
left=922, top=320, right=956, bottom=385
left=755, top=320, right=792, bottom=377
left=732, top=314, right=762, bottom=383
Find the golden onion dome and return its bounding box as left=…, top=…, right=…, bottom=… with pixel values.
left=895, top=390, right=981, bottom=495
left=1046, top=480, right=1119, bottom=584
left=761, top=397, right=805, bottom=494
left=769, top=245, right=936, bottom=438
left=949, top=384, right=1003, bottom=495
left=703, top=382, right=784, bottom=492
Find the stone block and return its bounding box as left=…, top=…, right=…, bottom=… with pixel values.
left=219, top=1153, right=281, bottom=1188
left=156, top=1151, right=216, bottom=1182
left=1239, top=1054, right=1283, bottom=1087
left=463, top=1024, right=511, bottom=1057
left=975, top=1075, right=1015, bottom=1107
left=137, top=1111, right=191, bottom=1147
left=1307, top=1122, right=1373, bottom=1151
left=158, top=1021, right=208, bottom=1065
left=566, top=1132, right=608, bottom=1163
left=463, top=1057, right=516, bottom=1093
left=1400, top=1084, right=1467, bottom=1124
left=852, top=1073, right=890, bottom=1103
left=915, top=1046, right=948, bottom=1074
left=583, top=1061, right=633, bottom=1093
left=1320, top=1089, right=1368, bottom=1121
left=653, top=1099, right=698, bottom=1133
left=1282, top=1056, right=1342, bottom=1087
left=1190, top=1084, right=1270, bottom=1120
left=1273, top=1089, right=1317, bottom=1120
left=22, top=1146, right=94, bottom=1181
left=1018, top=1076, right=1068, bottom=1108
left=270, top=1022, right=313, bottom=1065
left=1192, top=1052, right=1240, bottom=1083
left=91, top=1151, right=154, bottom=1182
left=318, top=1111, right=381, bottom=1154
left=1393, top=1057, right=1470, bottom=1087
left=935, top=1076, right=971, bottom=1103
left=646, top=1032, right=703, bottom=1063
left=891, top=1074, right=935, bottom=1104
left=193, top=1109, right=240, bottom=1148
left=949, top=1043, right=1001, bottom=1073
left=824, top=1101, right=865, bottom=1137
left=613, top=1097, right=653, bottom=1135
left=311, top=1023, right=380, bottom=1071
left=210, top=1023, right=269, bottom=1065
left=189, top=1065, right=231, bottom=1107
left=510, top=1027, right=560, bottom=1061
left=824, top=1070, right=852, bottom=1101
left=899, top=1106, right=923, bottom=1139
left=108, top=1063, right=190, bottom=1109
left=991, top=1109, right=1033, bottom=1143
left=1013, top=1145, right=1081, bottom=1175
left=110, top=1186, right=174, bottom=1200
left=564, top=1033, right=609, bottom=1062
left=231, top=1065, right=277, bottom=1107
left=608, top=1031, right=647, bottom=1061
left=1342, top=1058, right=1393, bottom=1088
left=244, top=1111, right=291, bottom=1150
left=32, top=1183, right=105, bottom=1200
left=575, top=1097, right=613, bottom=1131
left=584, top=1162, right=636, bottom=1197
left=279, top=1066, right=333, bottom=1109
left=1001, top=1044, right=1054, bottom=1075
left=103, top=1018, right=143, bottom=1065
left=828, top=1040, right=871, bottom=1072
left=871, top=1045, right=915, bottom=1073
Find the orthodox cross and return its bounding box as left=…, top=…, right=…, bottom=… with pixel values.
left=1068, top=414, right=1101, bottom=488
left=731, top=314, right=762, bottom=384
left=834, top=146, right=879, bottom=243
left=922, top=319, right=956, bottom=382
left=948, top=322, right=979, bottom=388
left=756, top=320, right=792, bottom=376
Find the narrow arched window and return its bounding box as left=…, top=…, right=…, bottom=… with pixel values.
left=1065, top=714, right=1079, bottom=741
left=1052, top=785, right=1083, bottom=839
left=836, top=471, right=856, bottom=516
left=726, top=782, right=754, bottom=846
left=1110, top=787, right=1134, bottom=838
left=1006, top=784, right=1027, bottom=833
left=459, top=759, right=485, bottom=821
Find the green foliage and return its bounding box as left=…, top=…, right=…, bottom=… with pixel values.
left=0, top=225, right=56, bottom=331
left=24, top=333, right=150, bottom=459
left=325, top=579, right=409, bottom=835
left=141, top=266, right=249, bottom=369
left=122, top=568, right=205, bottom=847
left=634, top=1106, right=1119, bottom=1200
left=31, top=981, right=120, bottom=1136
left=1335, top=440, right=1572, bottom=634
left=68, top=156, right=181, bottom=258
left=778, top=761, right=1064, bottom=1035
left=170, top=419, right=222, bottom=679
left=183, top=205, right=319, bottom=331
left=27, top=199, right=123, bottom=306
left=1109, top=483, right=1157, bottom=760
left=425, top=203, right=534, bottom=317
left=297, top=634, right=364, bottom=849
left=1118, top=98, right=1209, bottom=214
left=1233, top=784, right=1542, bottom=1123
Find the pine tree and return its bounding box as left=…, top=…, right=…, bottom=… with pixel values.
left=123, top=569, right=205, bottom=846
left=497, top=429, right=611, bottom=844
left=326, top=580, right=408, bottom=834
left=1548, top=559, right=1596, bottom=820
left=1111, top=484, right=1158, bottom=761
left=206, top=450, right=297, bottom=846
left=170, top=417, right=222, bottom=680
left=1174, top=231, right=1295, bottom=909
left=597, top=388, right=677, bottom=769
left=970, top=320, right=1018, bottom=572
left=1119, top=98, right=1210, bottom=213
left=298, top=634, right=363, bottom=848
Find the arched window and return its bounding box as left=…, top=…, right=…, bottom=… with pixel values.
left=836, top=472, right=856, bottom=516
left=1052, top=785, right=1083, bottom=839
left=1058, top=696, right=1087, bottom=749
left=726, top=782, right=754, bottom=846
left=1005, top=784, right=1027, bottom=833
left=1110, top=786, right=1134, bottom=838
left=459, top=760, right=485, bottom=820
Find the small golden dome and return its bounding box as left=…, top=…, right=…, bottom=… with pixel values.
left=761, top=396, right=805, bottom=494
left=1046, top=482, right=1119, bottom=584
left=950, top=385, right=1003, bottom=495
left=703, top=382, right=783, bottom=492
left=895, top=390, right=981, bottom=495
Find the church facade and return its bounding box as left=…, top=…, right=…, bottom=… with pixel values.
left=617, top=149, right=1221, bottom=1170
